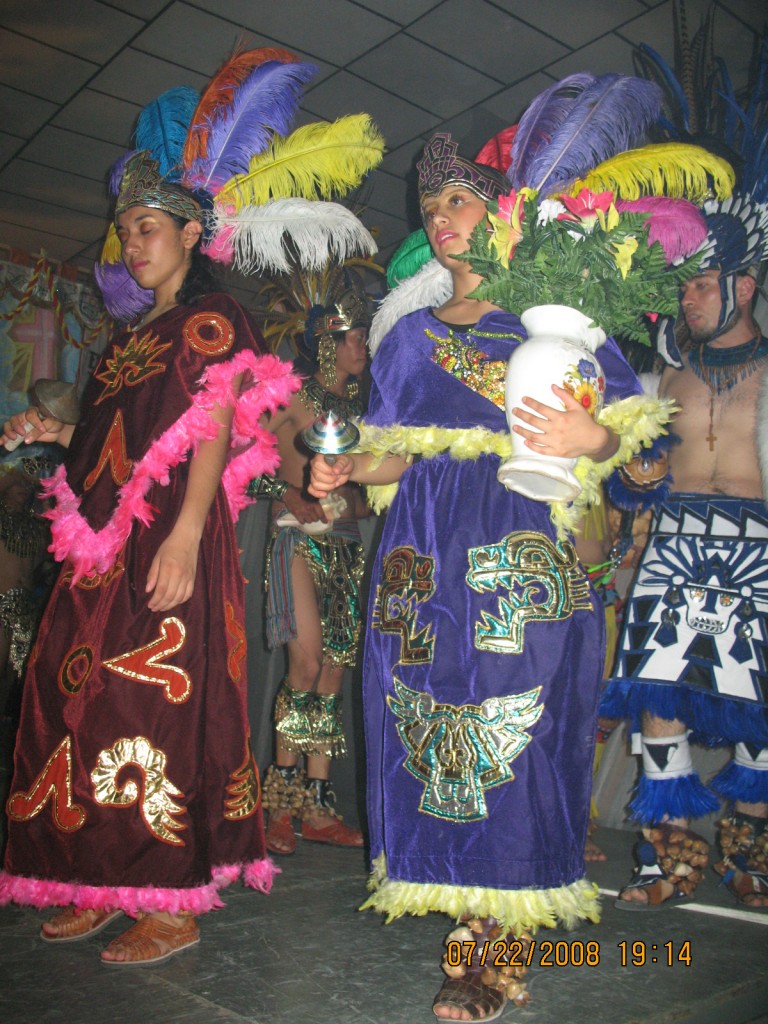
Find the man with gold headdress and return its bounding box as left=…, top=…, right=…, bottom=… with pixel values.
left=251, top=291, right=371, bottom=854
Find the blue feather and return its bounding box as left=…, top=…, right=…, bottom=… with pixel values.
left=713, top=57, right=738, bottom=146
left=526, top=73, right=663, bottom=195
left=636, top=42, right=690, bottom=134
left=508, top=72, right=595, bottom=188
left=135, top=87, right=199, bottom=179
left=188, top=61, right=317, bottom=193
left=745, top=36, right=768, bottom=129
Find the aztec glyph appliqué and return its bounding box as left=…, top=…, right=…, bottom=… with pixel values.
left=372, top=545, right=437, bottom=664
left=466, top=531, right=592, bottom=654
left=388, top=677, right=543, bottom=822
left=623, top=535, right=768, bottom=701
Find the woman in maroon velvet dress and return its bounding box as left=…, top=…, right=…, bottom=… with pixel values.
left=0, top=152, right=298, bottom=966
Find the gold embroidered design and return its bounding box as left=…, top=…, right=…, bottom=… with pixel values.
left=7, top=736, right=85, bottom=831
left=103, top=616, right=192, bottom=703
left=91, top=736, right=187, bottom=845
left=372, top=546, right=436, bottom=664
left=94, top=329, right=172, bottom=404
left=296, top=533, right=365, bottom=667
left=58, top=643, right=94, bottom=697
left=225, top=601, right=246, bottom=683
left=84, top=409, right=133, bottom=490
left=388, top=677, right=542, bottom=822
left=224, top=738, right=261, bottom=820
left=61, top=560, right=126, bottom=590
left=466, top=531, right=592, bottom=654
left=183, top=311, right=235, bottom=356
left=426, top=328, right=507, bottom=408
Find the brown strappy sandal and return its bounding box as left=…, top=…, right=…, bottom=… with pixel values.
left=40, top=907, right=123, bottom=943
left=100, top=913, right=199, bottom=967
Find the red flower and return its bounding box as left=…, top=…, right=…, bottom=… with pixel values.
left=557, top=188, right=615, bottom=223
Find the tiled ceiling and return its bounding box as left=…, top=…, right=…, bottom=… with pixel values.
left=0, top=0, right=763, bottom=304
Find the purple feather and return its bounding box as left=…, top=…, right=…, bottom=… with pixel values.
left=94, top=261, right=153, bottom=323
left=616, top=198, right=707, bottom=264
left=108, top=150, right=136, bottom=197
left=526, top=74, right=663, bottom=195
left=509, top=73, right=596, bottom=188
left=185, top=60, right=317, bottom=194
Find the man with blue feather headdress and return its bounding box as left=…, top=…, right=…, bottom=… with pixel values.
left=603, top=193, right=768, bottom=911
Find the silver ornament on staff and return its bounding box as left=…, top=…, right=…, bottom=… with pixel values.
left=300, top=409, right=360, bottom=464
left=3, top=379, right=81, bottom=453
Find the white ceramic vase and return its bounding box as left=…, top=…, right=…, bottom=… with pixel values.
left=497, top=304, right=607, bottom=502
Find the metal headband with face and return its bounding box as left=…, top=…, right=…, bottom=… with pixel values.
left=114, top=150, right=203, bottom=225
left=310, top=291, right=371, bottom=342
left=417, top=132, right=509, bottom=203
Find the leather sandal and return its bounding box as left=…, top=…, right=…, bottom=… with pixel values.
left=301, top=815, right=364, bottom=847
left=616, top=824, right=709, bottom=911
left=40, top=907, right=123, bottom=943
left=100, top=914, right=200, bottom=967
left=714, top=859, right=768, bottom=908
left=266, top=811, right=298, bottom=855
left=714, top=813, right=768, bottom=908
left=433, top=974, right=507, bottom=1022
left=434, top=917, right=529, bottom=1021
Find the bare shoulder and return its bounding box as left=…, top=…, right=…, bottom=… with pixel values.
left=658, top=361, right=687, bottom=398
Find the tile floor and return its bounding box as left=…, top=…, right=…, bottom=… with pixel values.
left=1, top=751, right=767, bottom=1024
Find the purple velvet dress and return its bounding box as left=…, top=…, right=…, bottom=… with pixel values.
left=361, top=307, right=640, bottom=924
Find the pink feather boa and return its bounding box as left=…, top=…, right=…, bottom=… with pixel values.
left=0, top=858, right=280, bottom=916
left=43, top=350, right=300, bottom=582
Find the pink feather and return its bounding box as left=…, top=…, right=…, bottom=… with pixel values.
left=616, top=197, right=707, bottom=263
left=0, top=857, right=277, bottom=914
left=42, top=351, right=299, bottom=581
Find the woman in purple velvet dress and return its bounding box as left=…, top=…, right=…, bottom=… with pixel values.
left=309, top=133, right=662, bottom=1021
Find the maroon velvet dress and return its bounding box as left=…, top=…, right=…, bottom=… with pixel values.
left=0, top=293, right=298, bottom=915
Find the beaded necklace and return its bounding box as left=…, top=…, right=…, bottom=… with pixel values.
left=688, top=335, right=768, bottom=451
left=298, top=376, right=363, bottom=419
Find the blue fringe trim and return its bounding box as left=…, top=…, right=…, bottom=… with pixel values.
left=628, top=773, right=720, bottom=825
left=710, top=761, right=768, bottom=804
left=601, top=680, right=768, bottom=746
left=604, top=434, right=678, bottom=513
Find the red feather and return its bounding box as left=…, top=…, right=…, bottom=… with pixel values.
left=475, top=125, right=518, bottom=174
left=183, top=47, right=300, bottom=165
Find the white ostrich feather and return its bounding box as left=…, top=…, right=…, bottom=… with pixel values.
left=215, top=198, right=377, bottom=276
left=368, top=258, right=452, bottom=356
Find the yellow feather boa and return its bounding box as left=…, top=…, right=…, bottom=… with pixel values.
left=361, top=393, right=676, bottom=540
left=361, top=854, right=600, bottom=933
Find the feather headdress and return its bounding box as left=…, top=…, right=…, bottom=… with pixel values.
left=518, top=74, right=663, bottom=196
left=634, top=1, right=767, bottom=202
left=97, top=45, right=385, bottom=322
left=377, top=67, right=734, bottom=347
left=250, top=252, right=384, bottom=362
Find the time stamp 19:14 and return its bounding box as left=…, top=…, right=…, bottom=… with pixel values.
left=446, top=939, right=694, bottom=968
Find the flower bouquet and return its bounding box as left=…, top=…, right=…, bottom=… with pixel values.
left=459, top=187, right=704, bottom=500
left=464, top=187, right=703, bottom=344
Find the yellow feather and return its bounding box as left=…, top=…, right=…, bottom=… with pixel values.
left=217, top=114, right=385, bottom=209
left=100, top=223, right=122, bottom=265
left=563, top=143, right=734, bottom=202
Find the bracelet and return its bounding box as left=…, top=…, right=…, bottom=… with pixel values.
left=247, top=474, right=289, bottom=500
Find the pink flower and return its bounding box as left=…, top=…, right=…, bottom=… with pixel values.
left=558, top=188, right=615, bottom=222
